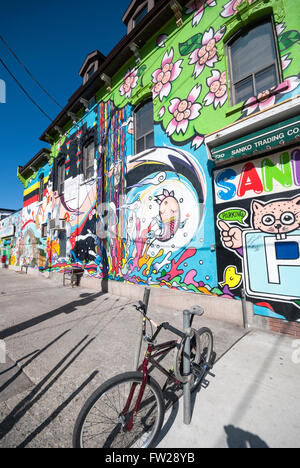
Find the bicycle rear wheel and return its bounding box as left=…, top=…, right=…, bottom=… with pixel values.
left=73, top=371, right=165, bottom=448
left=174, top=327, right=213, bottom=391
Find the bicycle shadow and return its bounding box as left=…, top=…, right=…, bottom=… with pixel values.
left=152, top=350, right=217, bottom=447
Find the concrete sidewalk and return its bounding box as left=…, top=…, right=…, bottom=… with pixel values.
left=157, top=329, right=300, bottom=448
left=0, top=269, right=299, bottom=448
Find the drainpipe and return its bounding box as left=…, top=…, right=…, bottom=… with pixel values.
left=241, top=288, right=248, bottom=329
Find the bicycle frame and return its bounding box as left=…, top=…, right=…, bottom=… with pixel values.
left=121, top=331, right=179, bottom=432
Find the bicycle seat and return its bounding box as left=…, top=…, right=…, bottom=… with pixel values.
left=184, top=305, right=204, bottom=316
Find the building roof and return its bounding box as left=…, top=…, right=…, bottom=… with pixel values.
left=79, top=50, right=106, bottom=78
left=18, top=148, right=51, bottom=177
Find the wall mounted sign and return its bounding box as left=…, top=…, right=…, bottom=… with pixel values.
left=211, top=116, right=300, bottom=162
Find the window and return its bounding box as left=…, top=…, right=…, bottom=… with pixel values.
left=38, top=174, right=44, bottom=202
left=83, top=140, right=95, bottom=180
left=57, top=161, right=65, bottom=195
left=58, top=230, right=67, bottom=258
left=41, top=223, right=47, bottom=238
left=228, top=18, right=280, bottom=105
left=134, top=100, right=154, bottom=154
left=134, top=5, right=148, bottom=26
left=86, top=65, right=95, bottom=81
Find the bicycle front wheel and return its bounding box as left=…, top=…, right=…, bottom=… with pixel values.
left=73, top=371, right=165, bottom=448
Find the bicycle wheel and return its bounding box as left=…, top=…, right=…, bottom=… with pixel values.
left=174, top=327, right=213, bottom=391
left=73, top=371, right=165, bottom=448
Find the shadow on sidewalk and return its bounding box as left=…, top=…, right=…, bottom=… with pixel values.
left=0, top=333, right=97, bottom=446
left=224, top=424, right=269, bottom=448
left=0, top=291, right=106, bottom=340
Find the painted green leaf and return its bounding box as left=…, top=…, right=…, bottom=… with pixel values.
left=279, top=30, right=300, bottom=52
left=137, top=65, right=147, bottom=77
left=179, top=33, right=203, bottom=56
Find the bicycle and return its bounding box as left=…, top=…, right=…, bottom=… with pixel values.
left=73, top=294, right=213, bottom=448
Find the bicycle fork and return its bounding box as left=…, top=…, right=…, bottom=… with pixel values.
left=120, top=346, right=151, bottom=432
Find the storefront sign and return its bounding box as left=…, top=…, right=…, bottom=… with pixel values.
left=214, top=146, right=300, bottom=204
left=211, top=116, right=300, bottom=162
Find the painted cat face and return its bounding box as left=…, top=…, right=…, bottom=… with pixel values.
left=252, top=196, right=300, bottom=234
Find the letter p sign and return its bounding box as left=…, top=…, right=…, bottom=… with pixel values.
left=0, top=339, right=6, bottom=363
left=0, top=79, right=6, bottom=104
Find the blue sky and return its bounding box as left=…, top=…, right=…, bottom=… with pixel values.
left=0, top=0, right=128, bottom=210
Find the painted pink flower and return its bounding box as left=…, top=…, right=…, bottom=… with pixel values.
left=152, top=48, right=183, bottom=101
left=189, top=27, right=226, bottom=77
left=191, top=134, right=204, bottom=150
left=186, top=0, right=217, bottom=26
left=166, top=85, right=202, bottom=136
left=221, top=0, right=253, bottom=18
left=120, top=68, right=138, bottom=99
left=204, top=70, right=228, bottom=109
left=244, top=76, right=300, bottom=115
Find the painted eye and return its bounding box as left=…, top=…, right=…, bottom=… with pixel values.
left=262, top=214, right=275, bottom=226
left=281, top=212, right=295, bottom=225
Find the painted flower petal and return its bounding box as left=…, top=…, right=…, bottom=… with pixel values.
left=203, top=91, right=215, bottom=107
left=215, top=26, right=226, bottom=42
left=159, top=82, right=172, bottom=101
left=192, top=7, right=204, bottom=26
left=281, top=54, right=292, bottom=71
left=161, top=48, right=174, bottom=68
left=169, top=98, right=181, bottom=114
left=193, top=62, right=204, bottom=78
left=176, top=119, right=189, bottom=135
left=152, top=86, right=159, bottom=99
left=206, top=54, right=219, bottom=68
left=189, top=49, right=200, bottom=65
left=166, top=118, right=178, bottom=136
left=202, top=27, right=214, bottom=45
left=131, top=74, right=138, bottom=89
left=152, top=68, right=163, bottom=83
left=281, top=76, right=300, bottom=94
left=220, top=0, right=235, bottom=18
left=158, top=107, right=165, bottom=118
left=243, top=97, right=258, bottom=115
left=188, top=84, right=202, bottom=103
left=191, top=134, right=204, bottom=149
left=189, top=102, right=202, bottom=119
left=258, top=95, right=276, bottom=111
left=207, top=69, right=220, bottom=87
left=170, top=60, right=183, bottom=81
left=214, top=92, right=228, bottom=109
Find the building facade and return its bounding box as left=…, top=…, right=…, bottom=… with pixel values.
left=0, top=210, right=22, bottom=267
left=15, top=0, right=300, bottom=333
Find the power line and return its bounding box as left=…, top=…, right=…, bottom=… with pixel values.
left=0, top=34, right=63, bottom=110
left=0, top=56, right=53, bottom=121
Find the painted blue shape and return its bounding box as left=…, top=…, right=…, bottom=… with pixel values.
left=253, top=304, right=286, bottom=320
left=275, top=242, right=299, bottom=260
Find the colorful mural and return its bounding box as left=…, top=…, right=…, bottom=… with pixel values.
left=0, top=210, right=22, bottom=266
left=16, top=0, right=300, bottom=327
left=214, top=147, right=300, bottom=321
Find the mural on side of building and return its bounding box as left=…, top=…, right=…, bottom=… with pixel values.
left=93, top=0, right=300, bottom=315
left=214, top=147, right=300, bottom=322
left=0, top=210, right=22, bottom=267
left=16, top=0, right=299, bottom=322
